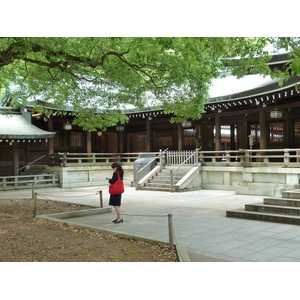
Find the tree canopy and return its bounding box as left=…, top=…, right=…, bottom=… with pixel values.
left=1, top=37, right=300, bottom=131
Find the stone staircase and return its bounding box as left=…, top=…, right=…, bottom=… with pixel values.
left=139, top=166, right=193, bottom=192
left=227, top=190, right=300, bottom=225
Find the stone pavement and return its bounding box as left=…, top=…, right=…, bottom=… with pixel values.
left=2, top=186, right=300, bottom=262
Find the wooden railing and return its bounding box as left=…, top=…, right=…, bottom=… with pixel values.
left=199, top=148, right=300, bottom=167
left=57, top=152, right=140, bottom=167
left=0, top=174, right=59, bottom=190
left=53, top=149, right=300, bottom=168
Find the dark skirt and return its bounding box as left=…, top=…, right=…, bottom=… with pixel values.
left=109, top=194, right=122, bottom=206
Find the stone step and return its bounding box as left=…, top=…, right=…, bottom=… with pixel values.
left=245, top=202, right=300, bottom=216
left=282, top=190, right=300, bottom=199
left=148, top=180, right=176, bottom=185
left=240, top=182, right=290, bottom=188
left=235, top=185, right=285, bottom=197
left=144, top=182, right=172, bottom=189
left=226, top=209, right=300, bottom=225
left=138, top=165, right=192, bottom=192
left=148, top=177, right=180, bottom=183
left=138, top=186, right=172, bottom=192
left=149, top=175, right=182, bottom=180
left=158, top=171, right=187, bottom=177
left=264, top=197, right=300, bottom=207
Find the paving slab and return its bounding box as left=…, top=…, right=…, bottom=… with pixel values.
left=2, top=186, right=300, bottom=262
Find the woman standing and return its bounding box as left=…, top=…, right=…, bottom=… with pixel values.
left=105, top=162, right=124, bottom=223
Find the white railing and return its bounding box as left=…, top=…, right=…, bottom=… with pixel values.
left=170, top=148, right=201, bottom=192
left=166, top=150, right=199, bottom=165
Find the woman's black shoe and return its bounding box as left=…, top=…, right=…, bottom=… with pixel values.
left=114, top=219, right=123, bottom=223
left=112, top=219, right=117, bottom=222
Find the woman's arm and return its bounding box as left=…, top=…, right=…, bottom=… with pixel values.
left=106, top=172, right=118, bottom=184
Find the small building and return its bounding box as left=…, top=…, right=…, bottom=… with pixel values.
left=0, top=107, right=55, bottom=176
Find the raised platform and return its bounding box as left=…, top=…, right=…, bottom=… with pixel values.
left=227, top=190, right=300, bottom=225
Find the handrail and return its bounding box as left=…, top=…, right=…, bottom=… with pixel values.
left=170, top=148, right=201, bottom=192
left=18, top=155, right=47, bottom=171
left=137, top=148, right=168, bottom=175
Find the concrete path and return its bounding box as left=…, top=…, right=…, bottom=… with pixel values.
left=2, top=186, right=300, bottom=262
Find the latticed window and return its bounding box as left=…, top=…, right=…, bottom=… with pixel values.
left=269, top=122, right=283, bottom=143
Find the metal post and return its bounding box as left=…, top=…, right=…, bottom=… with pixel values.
left=168, top=214, right=174, bottom=248
left=159, top=149, right=162, bottom=166
left=170, top=170, right=174, bottom=193
left=99, top=190, right=103, bottom=208
left=32, top=183, right=35, bottom=200
left=33, top=192, right=37, bottom=218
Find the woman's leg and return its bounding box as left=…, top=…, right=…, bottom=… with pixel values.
left=114, top=206, right=122, bottom=220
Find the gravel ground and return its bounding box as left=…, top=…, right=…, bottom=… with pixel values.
left=0, top=198, right=178, bottom=262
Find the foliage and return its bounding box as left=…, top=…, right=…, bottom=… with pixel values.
left=0, top=37, right=298, bottom=130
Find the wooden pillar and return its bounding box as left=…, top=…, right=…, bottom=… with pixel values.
left=259, top=107, right=267, bottom=149
left=48, top=118, right=54, bottom=162
left=283, top=119, right=290, bottom=148
left=230, top=124, right=235, bottom=150
left=118, top=131, right=124, bottom=153
left=146, top=118, right=152, bottom=152
left=195, top=125, right=201, bottom=149
left=178, top=123, right=183, bottom=151
left=12, top=141, right=19, bottom=176
left=215, top=114, right=221, bottom=151
left=237, top=121, right=248, bottom=149
left=86, top=131, right=92, bottom=153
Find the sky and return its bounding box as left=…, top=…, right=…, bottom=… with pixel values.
left=209, top=74, right=275, bottom=98
left=1, top=1, right=298, bottom=37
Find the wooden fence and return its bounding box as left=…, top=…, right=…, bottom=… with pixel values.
left=54, top=149, right=300, bottom=168
left=57, top=152, right=140, bottom=167
left=0, top=174, right=59, bottom=190
left=199, top=148, right=300, bottom=167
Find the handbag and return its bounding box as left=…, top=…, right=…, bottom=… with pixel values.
left=109, top=172, right=124, bottom=195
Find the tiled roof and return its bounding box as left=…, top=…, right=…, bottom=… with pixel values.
left=0, top=111, right=55, bottom=139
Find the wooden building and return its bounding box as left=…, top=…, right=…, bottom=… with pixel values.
left=1, top=55, right=300, bottom=176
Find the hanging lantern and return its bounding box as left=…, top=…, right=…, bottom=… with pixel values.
left=116, top=125, right=125, bottom=131
left=270, top=108, right=283, bottom=119
left=63, top=122, right=72, bottom=130
left=182, top=121, right=192, bottom=128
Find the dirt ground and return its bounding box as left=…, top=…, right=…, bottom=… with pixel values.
left=0, top=198, right=178, bottom=262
